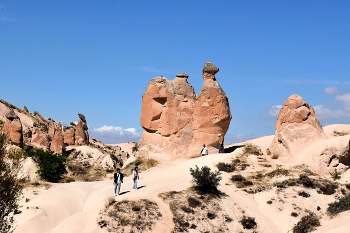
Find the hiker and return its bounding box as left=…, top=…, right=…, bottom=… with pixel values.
left=113, top=168, right=124, bottom=196
left=201, top=144, right=208, bottom=156
left=132, top=166, right=139, bottom=190
left=218, top=134, right=224, bottom=153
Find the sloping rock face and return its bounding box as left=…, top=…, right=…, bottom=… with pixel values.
left=269, top=94, right=327, bottom=162
left=31, top=127, right=50, bottom=150
left=50, top=122, right=63, bottom=154
left=75, top=113, right=89, bottom=145
left=2, top=109, right=23, bottom=147
left=305, top=135, right=350, bottom=175
left=139, top=62, right=231, bottom=159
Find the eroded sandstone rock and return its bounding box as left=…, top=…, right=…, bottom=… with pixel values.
left=50, top=122, right=63, bottom=154
left=269, top=94, right=327, bottom=162
left=75, top=113, right=89, bottom=145
left=3, top=109, right=23, bottom=147
left=139, top=62, right=231, bottom=158
left=31, top=126, right=50, bottom=150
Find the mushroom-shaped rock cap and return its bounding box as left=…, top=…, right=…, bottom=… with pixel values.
left=78, top=113, right=86, bottom=122
left=176, top=73, right=189, bottom=78
left=6, top=109, right=19, bottom=120
left=202, top=62, right=219, bottom=75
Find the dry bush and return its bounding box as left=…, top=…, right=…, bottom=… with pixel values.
left=216, top=162, right=235, bottom=173
left=333, top=131, right=349, bottom=137
left=327, top=194, right=350, bottom=217
left=293, top=213, right=320, bottom=233
left=240, top=215, right=257, bottom=229
left=105, top=196, right=115, bottom=208
left=230, top=174, right=253, bottom=188
left=243, top=143, right=263, bottom=156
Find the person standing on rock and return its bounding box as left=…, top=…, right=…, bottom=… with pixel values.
left=113, top=168, right=124, bottom=196
left=201, top=144, right=208, bottom=156
left=132, top=166, right=139, bottom=190
left=218, top=134, right=225, bottom=153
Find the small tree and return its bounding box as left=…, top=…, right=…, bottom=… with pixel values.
left=189, top=165, right=222, bottom=193
left=36, top=149, right=67, bottom=182
left=131, top=143, right=139, bottom=155
left=0, top=130, right=22, bottom=233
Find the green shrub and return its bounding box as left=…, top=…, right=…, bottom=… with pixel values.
left=330, top=169, right=341, bottom=180
left=240, top=216, right=257, bottom=229
left=0, top=129, right=22, bottom=233
left=293, top=213, right=320, bottom=233
left=327, top=194, right=350, bottom=217
left=189, top=165, right=222, bottom=193
left=36, top=149, right=67, bottom=182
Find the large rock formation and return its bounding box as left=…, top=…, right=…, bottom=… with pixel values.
left=64, top=124, right=76, bottom=146
left=269, top=94, right=327, bottom=162
left=31, top=126, right=50, bottom=150
left=139, top=62, right=231, bottom=159
left=2, top=109, right=23, bottom=147
left=50, top=122, right=63, bottom=154
left=75, top=113, right=89, bottom=145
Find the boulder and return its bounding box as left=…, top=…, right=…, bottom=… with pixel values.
left=139, top=62, right=231, bottom=159
left=269, top=94, right=327, bottom=162
left=50, top=122, right=63, bottom=154
left=75, top=113, right=89, bottom=145
left=2, top=109, right=23, bottom=147
left=31, top=127, right=50, bottom=150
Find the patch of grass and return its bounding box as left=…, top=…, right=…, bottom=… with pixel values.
left=217, top=162, right=235, bottom=173
left=266, top=166, right=290, bottom=177
left=230, top=174, right=254, bottom=188
left=240, top=215, right=257, bottom=229
left=99, top=199, right=161, bottom=232
left=333, top=131, right=349, bottom=137
left=327, top=194, right=350, bottom=217
left=187, top=196, right=202, bottom=208
left=293, top=213, right=320, bottom=233
left=122, top=156, right=159, bottom=176
left=243, top=143, right=263, bottom=156
left=105, top=196, right=115, bottom=208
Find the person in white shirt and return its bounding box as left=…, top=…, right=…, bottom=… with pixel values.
left=201, top=144, right=208, bottom=156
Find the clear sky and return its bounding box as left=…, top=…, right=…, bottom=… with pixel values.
left=1, top=1, right=349, bottom=144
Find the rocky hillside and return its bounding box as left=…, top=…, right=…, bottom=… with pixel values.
left=0, top=99, right=134, bottom=182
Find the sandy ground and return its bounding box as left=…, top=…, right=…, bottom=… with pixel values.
left=11, top=124, right=350, bottom=233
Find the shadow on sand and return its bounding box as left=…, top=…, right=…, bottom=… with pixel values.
left=137, top=185, right=146, bottom=190
left=224, top=144, right=245, bottom=153
left=119, top=191, right=130, bottom=196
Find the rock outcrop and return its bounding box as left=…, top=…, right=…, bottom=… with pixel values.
left=139, top=62, right=231, bottom=159
left=50, top=122, right=63, bottom=154
left=75, top=113, right=89, bottom=145
left=31, top=126, right=50, bottom=150
left=269, top=94, right=327, bottom=162
left=305, top=135, right=350, bottom=174
left=2, top=109, right=23, bottom=147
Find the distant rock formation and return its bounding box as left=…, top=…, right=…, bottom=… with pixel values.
left=50, top=122, right=63, bottom=154
left=3, top=109, right=23, bottom=147
left=64, top=126, right=75, bottom=146
left=75, top=113, right=89, bottom=145
left=269, top=94, right=327, bottom=162
left=31, top=126, right=50, bottom=150
left=139, top=62, right=231, bottom=158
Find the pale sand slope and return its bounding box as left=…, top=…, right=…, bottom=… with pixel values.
left=14, top=130, right=350, bottom=233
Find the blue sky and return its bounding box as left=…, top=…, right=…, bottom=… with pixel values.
left=1, top=1, right=349, bottom=144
